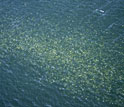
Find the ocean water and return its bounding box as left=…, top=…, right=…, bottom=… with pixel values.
left=0, top=0, right=124, bottom=107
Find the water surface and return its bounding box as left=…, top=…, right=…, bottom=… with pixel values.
left=0, top=0, right=124, bottom=107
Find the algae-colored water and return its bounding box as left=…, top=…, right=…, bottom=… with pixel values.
left=0, top=0, right=124, bottom=107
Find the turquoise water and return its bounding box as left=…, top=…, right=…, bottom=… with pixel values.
left=0, top=0, right=124, bottom=107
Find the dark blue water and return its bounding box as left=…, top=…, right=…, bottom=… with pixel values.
left=0, top=0, right=124, bottom=107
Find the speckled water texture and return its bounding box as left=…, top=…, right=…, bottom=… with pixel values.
left=0, top=0, right=124, bottom=107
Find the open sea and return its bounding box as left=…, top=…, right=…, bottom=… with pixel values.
left=0, top=0, right=124, bottom=107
